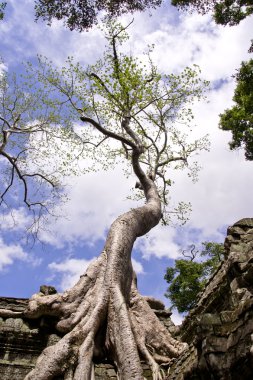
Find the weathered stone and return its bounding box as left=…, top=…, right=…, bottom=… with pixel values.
left=169, top=218, right=253, bottom=380
left=243, top=265, right=253, bottom=284
left=144, top=296, right=165, bottom=310
left=214, top=318, right=243, bottom=336
left=198, top=313, right=221, bottom=325
left=202, top=336, right=228, bottom=353
left=39, top=285, right=57, bottom=295
left=230, top=226, right=247, bottom=235
left=234, top=218, right=253, bottom=228
left=242, top=232, right=253, bottom=243
left=106, top=368, right=117, bottom=376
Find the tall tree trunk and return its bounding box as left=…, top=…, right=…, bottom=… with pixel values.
left=23, top=150, right=187, bottom=380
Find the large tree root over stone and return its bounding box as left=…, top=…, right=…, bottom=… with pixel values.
left=23, top=154, right=188, bottom=379
left=23, top=233, right=186, bottom=379
left=24, top=268, right=187, bottom=380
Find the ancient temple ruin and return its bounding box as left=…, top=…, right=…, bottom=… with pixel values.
left=0, top=218, right=253, bottom=379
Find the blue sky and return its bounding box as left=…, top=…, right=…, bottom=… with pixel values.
left=0, top=0, right=252, bottom=324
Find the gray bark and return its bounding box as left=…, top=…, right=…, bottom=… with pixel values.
left=24, top=149, right=187, bottom=379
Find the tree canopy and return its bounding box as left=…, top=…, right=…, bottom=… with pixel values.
left=0, top=21, right=209, bottom=233
left=219, top=59, right=253, bottom=160
left=18, top=20, right=208, bottom=225
left=34, top=0, right=163, bottom=31
left=171, top=0, right=253, bottom=26
left=164, top=242, right=225, bottom=312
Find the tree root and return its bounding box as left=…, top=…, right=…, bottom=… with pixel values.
left=23, top=249, right=187, bottom=380
left=0, top=309, right=23, bottom=318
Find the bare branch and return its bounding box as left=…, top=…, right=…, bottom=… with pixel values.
left=0, top=115, right=12, bottom=129
left=87, top=135, right=109, bottom=148
left=0, top=149, right=55, bottom=209
left=111, top=19, right=134, bottom=81
left=0, top=163, right=15, bottom=204
left=23, top=173, right=55, bottom=188
left=121, top=116, right=142, bottom=148
left=157, top=155, right=187, bottom=169
left=80, top=115, right=136, bottom=149
left=156, top=171, right=168, bottom=205
left=121, top=142, right=130, bottom=159
left=1, top=150, right=30, bottom=207
left=182, top=245, right=199, bottom=261
left=132, top=93, right=168, bottom=117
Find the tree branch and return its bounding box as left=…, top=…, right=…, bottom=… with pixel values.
left=157, top=155, right=187, bottom=169
left=80, top=115, right=136, bottom=149
left=111, top=19, right=134, bottom=81
left=121, top=116, right=142, bottom=148
left=89, top=72, right=124, bottom=110
left=0, top=163, right=15, bottom=205
left=0, top=150, right=55, bottom=208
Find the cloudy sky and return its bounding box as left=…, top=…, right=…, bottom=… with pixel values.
left=0, top=0, right=252, bottom=324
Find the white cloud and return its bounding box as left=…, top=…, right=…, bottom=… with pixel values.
left=0, top=237, right=28, bottom=271
left=38, top=167, right=136, bottom=248
left=48, top=257, right=95, bottom=290
left=132, top=258, right=144, bottom=274
left=131, top=15, right=253, bottom=261
left=48, top=256, right=144, bottom=291
left=169, top=79, right=253, bottom=234
left=171, top=310, right=184, bottom=326
left=0, top=61, right=7, bottom=75
left=0, top=207, right=33, bottom=232
left=2, top=0, right=104, bottom=67
left=137, top=226, right=180, bottom=260
left=127, top=10, right=252, bottom=80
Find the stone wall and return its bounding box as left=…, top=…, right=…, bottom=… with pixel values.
left=0, top=297, right=171, bottom=379
left=1, top=218, right=253, bottom=379
left=169, top=218, right=253, bottom=379
left=0, top=297, right=62, bottom=380
left=0, top=298, right=119, bottom=379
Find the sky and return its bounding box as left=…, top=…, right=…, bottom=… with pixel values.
left=0, top=0, right=252, bottom=325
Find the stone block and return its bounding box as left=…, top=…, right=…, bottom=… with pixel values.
left=198, top=313, right=221, bottom=325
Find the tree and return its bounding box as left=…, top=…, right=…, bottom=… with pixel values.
left=34, top=0, right=163, bottom=31
left=0, top=64, right=85, bottom=237
left=219, top=59, right=253, bottom=160
left=171, top=0, right=253, bottom=26
left=0, top=21, right=211, bottom=379
left=164, top=242, right=225, bottom=313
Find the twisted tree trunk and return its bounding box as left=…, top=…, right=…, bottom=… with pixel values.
left=23, top=150, right=187, bottom=380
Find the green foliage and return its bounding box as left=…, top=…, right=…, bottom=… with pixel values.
left=164, top=242, right=225, bottom=312
left=214, top=0, right=253, bottom=26
left=34, top=0, right=163, bottom=31
left=164, top=258, right=205, bottom=312
left=219, top=59, right=253, bottom=160
left=0, top=2, right=6, bottom=20
left=171, top=0, right=253, bottom=26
